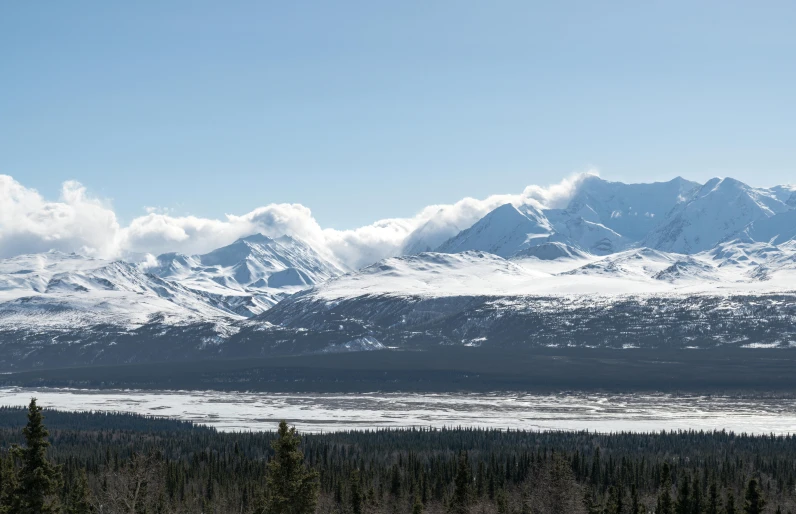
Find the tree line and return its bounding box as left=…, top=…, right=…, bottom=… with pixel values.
left=0, top=401, right=791, bottom=513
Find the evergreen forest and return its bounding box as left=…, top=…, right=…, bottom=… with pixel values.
left=0, top=401, right=792, bottom=513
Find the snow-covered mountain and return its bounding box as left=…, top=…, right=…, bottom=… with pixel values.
left=401, top=216, right=466, bottom=255
left=643, top=178, right=794, bottom=253
left=0, top=251, right=240, bottom=330
left=2, top=176, right=796, bottom=370
left=426, top=176, right=696, bottom=258
left=733, top=209, right=796, bottom=246
left=547, top=175, right=700, bottom=241
left=0, top=234, right=346, bottom=331
left=148, top=234, right=346, bottom=314
left=426, top=176, right=795, bottom=259
left=435, top=204, right=554, bottom=257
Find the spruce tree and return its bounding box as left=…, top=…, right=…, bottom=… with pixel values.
left=657, top=463, right=674, bottom=514
left=350, top=469, right=363, bottom=514
left=605, top=485, right=623, bottom=514
left=413, top=494, right=424, bottom=514
left=0, top=452, right=17, bottom=514
left=583, top=487, right=602, bottom=514
left=675, top=474, right=692, bottom=514
left=591, top=448, right=602, bottom=485
left=496, top=488, right=509, bottom=514
left=692, top=476, right=704, bottom=514
left=630, top=483, right=641, bottom=514
left=706, top=482, right=722, bottom=514
left=743, top=479, right=766, bottom=514
left=10, top=398, right=63, bottom=514
left=66, top=470, right=94, bottom=514
left=726, top=492, right=738, bottom=514
left=450, top=451, right=472, bottom=514
left=260, top=420, right=319, bottom=514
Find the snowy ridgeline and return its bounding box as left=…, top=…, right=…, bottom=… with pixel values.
left=1, top=175, right=796, bottom=368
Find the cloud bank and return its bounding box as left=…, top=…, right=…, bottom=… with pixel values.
left=0, top=172, right=597, bottom=269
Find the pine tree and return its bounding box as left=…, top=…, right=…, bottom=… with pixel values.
left=259, top=420, right=319, bottom=514
left=413, top=494, right=424, bottom=514
left=657, top=463, right=674, bottom=514
left=476, top=461, right=486, bottom=498
left=591, top=448, right=602, bottom=485
left=630, top=484, right=641, bottom=514
left=350, top=469, right=363, bottom=514
left=743, top=479, right=766, bottom=514
left=390, top=464, right=401, bottom=498
left=449, top=451, right=472, bottom=514
left=584, top=487, right=602, bottom=514
left=0, top=452, right=17, bottom=514
left=675, top=475, right=692, bottom=514
left=605, top=485, right=623, bottom=514
left=692, top=476, right=704, bottom=514
left=10, top=398, right=63, bottom=514
left=66, top=470, right=94, bottom=514
left=726, top=492, right=738, bottom=514
left=706, top=482, right=722, bottom=514
left=496, top=488, right=509, bottom=514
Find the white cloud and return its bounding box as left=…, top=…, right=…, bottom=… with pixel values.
left=0, top=171, right=597, bottom=269
left=0, top=175, right=121, bottom=259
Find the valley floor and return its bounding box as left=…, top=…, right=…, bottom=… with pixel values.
left=4, top=346, right=796, bottom=393
left=3, top=386, right=796, bottom=434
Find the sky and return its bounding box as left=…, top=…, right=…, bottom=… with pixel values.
left=1, top=2, right=795, bottom=265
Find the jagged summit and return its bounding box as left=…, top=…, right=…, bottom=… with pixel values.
left=425, top=176, right=794, bottom=262
left=435, top=203, right=554, bottom=257
left=643, top=177, right=793, bottom=253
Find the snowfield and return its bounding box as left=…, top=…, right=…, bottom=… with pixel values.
left=3, top=387, right=796, bottom=435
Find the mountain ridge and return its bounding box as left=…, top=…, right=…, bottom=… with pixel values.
left=2, top=175, right=796, bottom=369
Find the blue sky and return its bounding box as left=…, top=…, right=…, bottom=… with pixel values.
left=2, top=1, right=795, bottom=228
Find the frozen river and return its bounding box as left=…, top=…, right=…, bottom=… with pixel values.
left=2, top=387, right=796, bottom=434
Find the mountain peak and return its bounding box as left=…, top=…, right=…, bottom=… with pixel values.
left=235, top=233, right=275, bottom=245
left=435, top=202, right=553, bottom=258
left=697, top=176, right=748, bottom=197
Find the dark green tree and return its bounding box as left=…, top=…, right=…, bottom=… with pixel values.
left=706, top=482, right=722, bottom=514
left=449, top=451, right=472, bottom=514
left=691, top=476, right=704, bottom=514
left=350, top=469, right=363, bottom=514
left=0, top=452, right=17, bottom=514
left=390, top=464, right=401, bottom=498
left=66, top=470, right=94, bottom=514
left=496, top=488, right=509, bottom=514
left=412, top=493, right=424, bottom=514
left=584, top=487, right=602, bottom=514
left=726, top=492, right=738, bottom=514
left=630, top=484, right=641, bottom=514
left=675, top=474, right=692, bottom=514
left=591, top=448, right=602, bottom=485
left=10, top=398, right=63, bottom=514
left=657, top=463, right=674, bottom=514
left=605, top=485, right=624, bottom=514
left=743, top=479, right=766, bottom=514
left=259, top=420, right=319, bottom=514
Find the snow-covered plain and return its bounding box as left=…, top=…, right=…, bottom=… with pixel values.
left=3, top=388, right=796, bottom=435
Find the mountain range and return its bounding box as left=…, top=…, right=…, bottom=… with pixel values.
left=2, top=175, right=796, bottom=370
